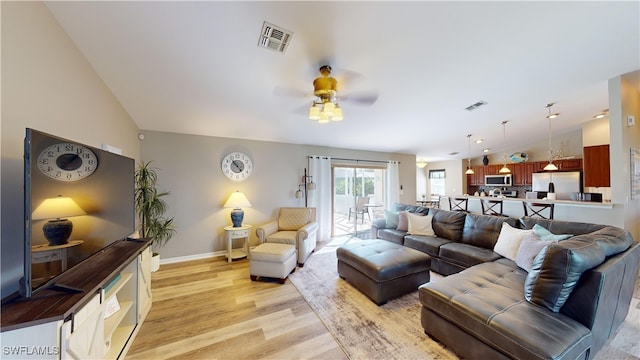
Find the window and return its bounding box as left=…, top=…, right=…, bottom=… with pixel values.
left=429, top=169, right=446, bottom=196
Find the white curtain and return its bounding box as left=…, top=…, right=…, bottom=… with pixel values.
left=308, top=156, right=332, bottom=242
left=385, top=161, right=400, bottom=210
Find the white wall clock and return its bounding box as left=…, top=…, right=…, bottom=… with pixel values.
left=221, top=152, right=253, bottom=181
left=37, top=142, right=99, bottom=181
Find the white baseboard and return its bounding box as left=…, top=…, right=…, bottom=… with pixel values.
left=160, top=251, right=226, bottom=264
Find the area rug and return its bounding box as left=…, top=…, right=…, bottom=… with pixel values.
left=288, top=237, right=458, bottom=360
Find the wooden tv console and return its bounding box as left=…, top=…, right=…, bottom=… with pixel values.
left=1, top=238, right=153, bottom=359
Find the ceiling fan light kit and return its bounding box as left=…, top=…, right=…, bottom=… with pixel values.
left=309, top=65, right=344, bottom=123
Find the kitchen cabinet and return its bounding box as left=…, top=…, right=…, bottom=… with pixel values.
left=486, top=164, right=501, bottom=175
left=468, top=166, right=485, bottom=186
left=557, top=158, right=582, bottom=170
left=584, top=145, right=610, bottom=187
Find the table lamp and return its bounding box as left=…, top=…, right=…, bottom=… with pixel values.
left=32, top=196, right=86, bottom=246
left=223, top=191, right=252, bottom=227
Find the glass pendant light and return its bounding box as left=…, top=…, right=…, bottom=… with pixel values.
left=498, top=121, right=511, bottom=174
left=465, top=134, right=475, bottom=175
left=543, top=103, right=559, bottom=171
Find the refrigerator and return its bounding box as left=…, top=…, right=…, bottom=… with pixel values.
left=531, top=171, right=582, bottom=200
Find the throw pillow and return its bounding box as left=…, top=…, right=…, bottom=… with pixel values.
left=384, top=210, right=399, bottom=229
left=397, top=211, right=409, bottom=231
left=493, top=222, right=533, bottom=261
left=406, top=213, right=435, bottom=236
left=515, top=232, right=557, bottom=272
left=532, top=224, right=573, bottom=241
left=524, top=238, right=606, bottom=312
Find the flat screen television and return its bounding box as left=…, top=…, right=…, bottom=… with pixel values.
left=23, top=128, right=135, bottom=298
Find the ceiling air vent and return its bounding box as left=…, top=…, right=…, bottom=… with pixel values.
left=258, top=21, right=293, bottom=54
left=465, top=101, right=487, bottom=111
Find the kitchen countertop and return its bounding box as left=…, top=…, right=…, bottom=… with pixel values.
left=451, top=195, right=614, bottom=208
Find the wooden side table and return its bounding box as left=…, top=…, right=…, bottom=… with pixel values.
left=31, top=240, right=84, bottom=271
left=223, top=225, right=251, bottom=263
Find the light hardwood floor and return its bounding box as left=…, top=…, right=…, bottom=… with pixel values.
left=126, top=256, right=347, bottom=360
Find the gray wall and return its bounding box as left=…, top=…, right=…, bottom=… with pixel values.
left=1, top=2, right=141, bottom=298
left=140, top=131, right=415, bottom=261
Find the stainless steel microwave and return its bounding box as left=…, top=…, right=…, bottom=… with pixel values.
left=485, top=174, right=512, bottom=186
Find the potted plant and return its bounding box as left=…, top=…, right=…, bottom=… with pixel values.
left=135, top=161, right=176, bottom=272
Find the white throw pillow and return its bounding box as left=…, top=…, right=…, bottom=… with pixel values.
left=406, top=213, right=435, bottom=237
left=494, top=222, right=533, bottom=261
left=515, top=232, right=557, bottom=271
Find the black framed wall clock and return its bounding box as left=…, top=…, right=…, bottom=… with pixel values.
left=221, top=152, right=253, bottom=181
left=37, top=142, right=99, bottom=181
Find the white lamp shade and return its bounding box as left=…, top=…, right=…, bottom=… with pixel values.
left=223, top=191, right=252, bottom=209
left=309, top=105, right=320, bottom=120
left=323, top=102, right=335, bottom=116
left=331, top=107, right=343, bottom=121
left=416, top=161, right=427, bottom=169
left=498, top=165, right=511, bottom=174
left=465, top=167, right=475, bottom=175
left=32, top=196, right=86, bottom=220
left=543, top=162, right=559, bottom=171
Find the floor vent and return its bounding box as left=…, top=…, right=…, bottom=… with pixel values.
left=465, top=101, right=488, bottom=111
left=258, top=21, right=293, bottom=54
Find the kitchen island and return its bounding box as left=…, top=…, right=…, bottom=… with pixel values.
left=443, top=195, right=617, bottom=225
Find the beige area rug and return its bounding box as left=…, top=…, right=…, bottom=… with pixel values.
left=288, top=237, right=458, bottom=360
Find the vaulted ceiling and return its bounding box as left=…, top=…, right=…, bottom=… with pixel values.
left=46, top=1, right=639, bottom=161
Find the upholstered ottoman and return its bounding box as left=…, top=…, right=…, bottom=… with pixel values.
left=337, top=239, right=431, bottom=305
left=250, top=243, right=296, bottom=284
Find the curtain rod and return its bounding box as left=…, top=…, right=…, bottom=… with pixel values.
left=309, top=156, right=399, bottom=164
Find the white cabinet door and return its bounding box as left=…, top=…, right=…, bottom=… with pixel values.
left=61, top=294, right=105, bottom=359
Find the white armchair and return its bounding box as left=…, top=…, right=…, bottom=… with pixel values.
left=255, top=207, right=318, bottom=266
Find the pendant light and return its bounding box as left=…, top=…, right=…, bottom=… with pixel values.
left=498, top=121, right=511, bottom=174
left=543, top=103, right=559, bottom=171
left=465, top=134, right=474, bottom=175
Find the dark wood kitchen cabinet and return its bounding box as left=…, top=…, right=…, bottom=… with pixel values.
left=583, top=145, right=610, bottom=187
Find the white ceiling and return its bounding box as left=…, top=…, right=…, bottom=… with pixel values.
left=45, top=1, right=640, bottom=161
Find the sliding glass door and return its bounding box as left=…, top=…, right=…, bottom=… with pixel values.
left=332, top=165, right=385, bottom=238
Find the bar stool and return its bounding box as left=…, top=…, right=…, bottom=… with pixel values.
left=449, top=197, right=469, bottom=212
left=522, top=201, right=554, bottom=219
left=481, top=198, right=503, bottom=216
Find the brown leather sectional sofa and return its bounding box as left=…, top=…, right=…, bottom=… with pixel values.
left=371, top=203, right=639, bottom=360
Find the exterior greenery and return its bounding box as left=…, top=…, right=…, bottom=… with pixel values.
left=134, top=161, right=175, bottom=252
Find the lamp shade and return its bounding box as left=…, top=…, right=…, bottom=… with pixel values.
left=32, top=196, right=86, bottom=246
left=224, top=191, right=252, bottom=227
left=32, top=196, right=86, bottom=220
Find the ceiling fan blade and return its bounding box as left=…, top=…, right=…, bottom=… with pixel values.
left=273, top=86, right=310, bottom=98
left=340, top=90, right=379, bottom=105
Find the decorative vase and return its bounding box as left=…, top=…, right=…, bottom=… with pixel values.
left=482, top=155, right=489, bottom=166
left=151, top=253, right=160, bottom=272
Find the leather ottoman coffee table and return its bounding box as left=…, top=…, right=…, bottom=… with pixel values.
left=337, top=239, right=431, bottom=305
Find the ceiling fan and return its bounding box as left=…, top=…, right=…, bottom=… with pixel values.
left=274, top=65, right=378, bottom=123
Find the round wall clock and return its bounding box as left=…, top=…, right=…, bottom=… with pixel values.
left=221, top=152, right=253, bottom=181
left=37, top=143, right=99, bottom=181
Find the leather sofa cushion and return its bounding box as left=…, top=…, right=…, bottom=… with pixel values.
left=439, top=242, right=501, bottom=268
left=462, top=213, right=518, bottom=249
left=583, top=226, right=633, bottom=256
left=404, top=235, right=451, bottom=257
left=419, top=262, right=592, bottom=360
left=392, top=203, right=429, bottom=215
left=525, top=237, right=606, bottom=312
left=519, top=217, right=605, bottom=236
left=429, top=208, right=466, bottom=242
left=376, top=229, right=406, bottom=245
